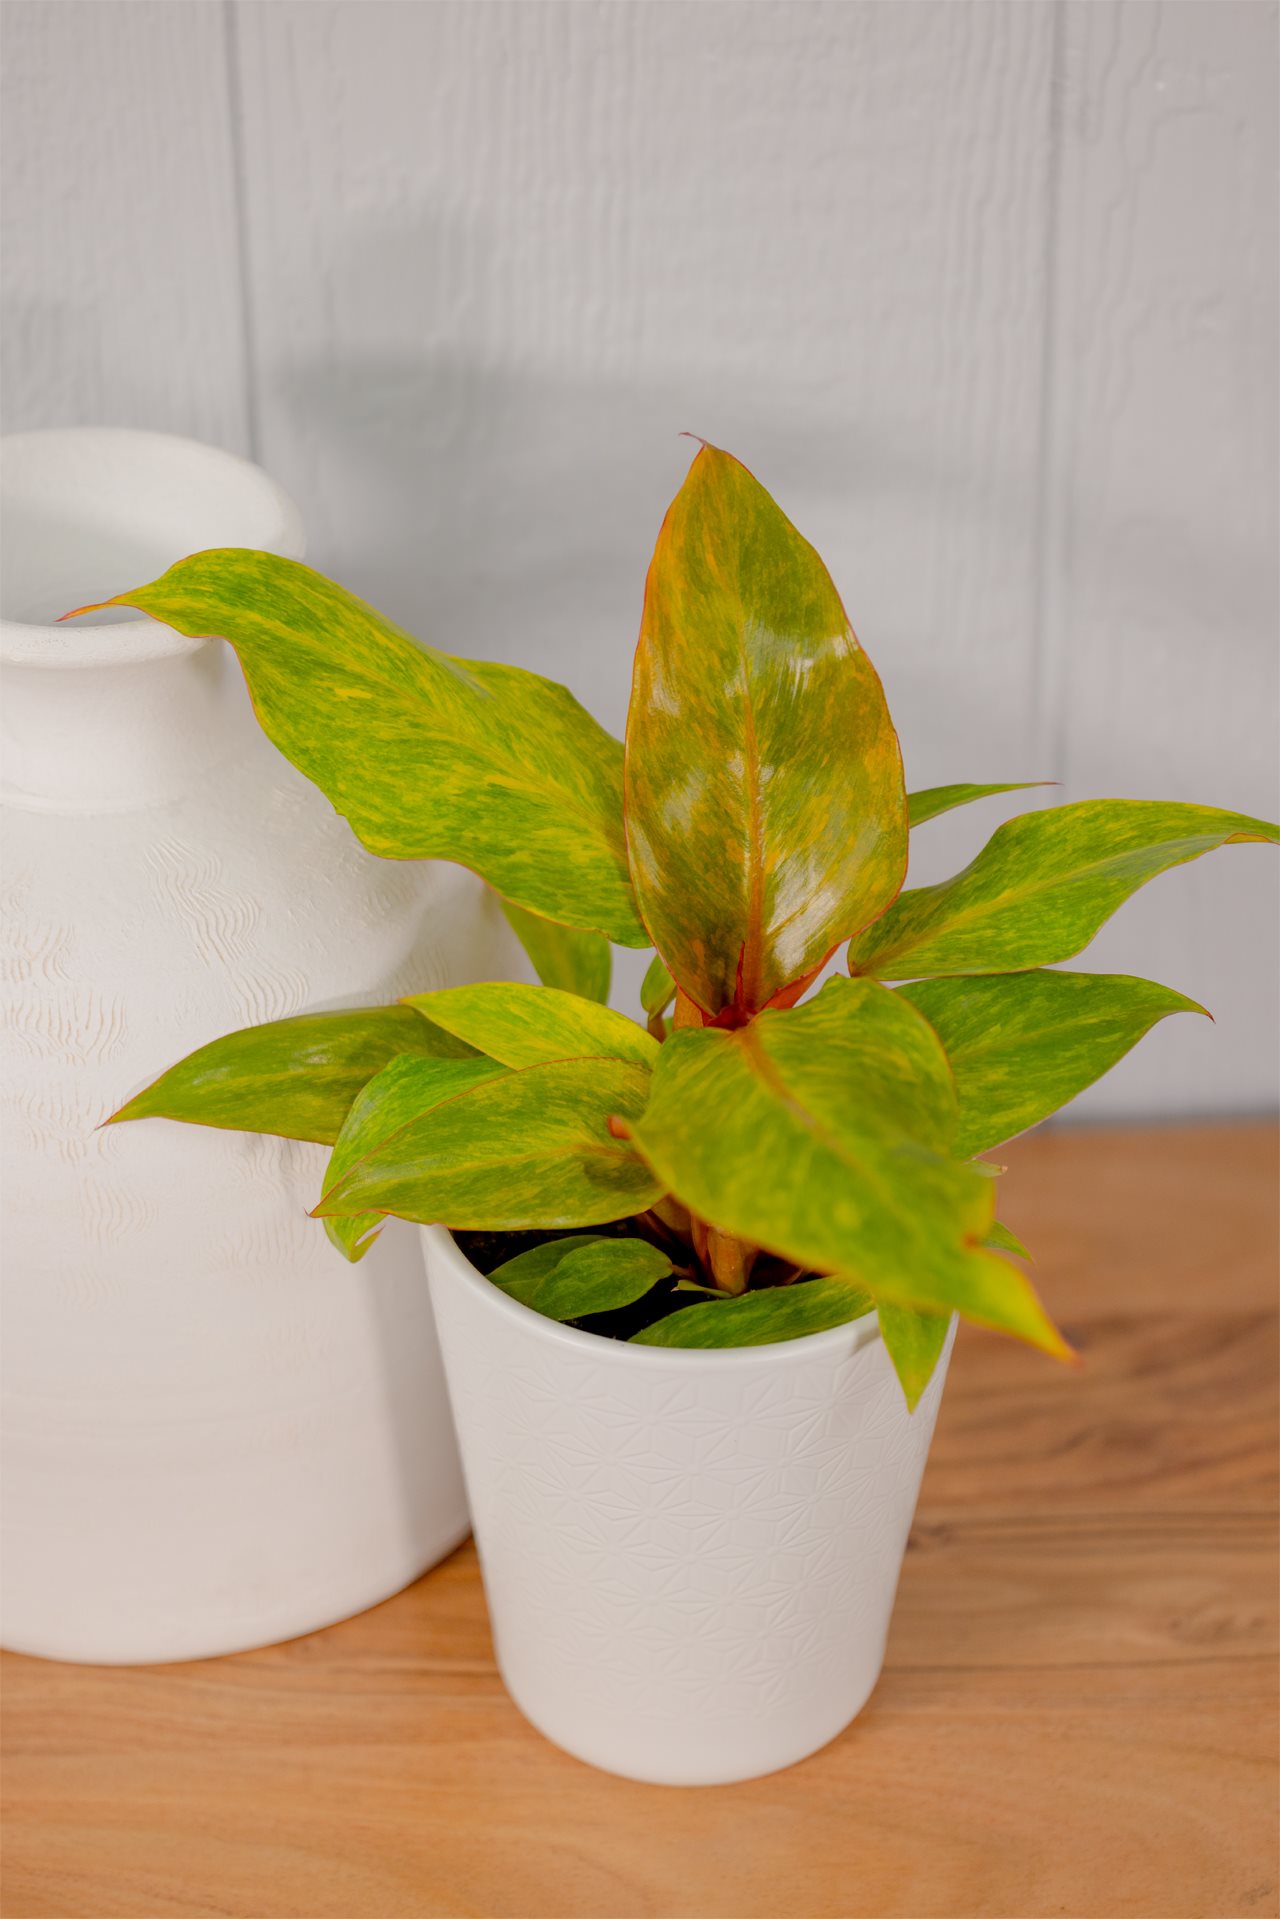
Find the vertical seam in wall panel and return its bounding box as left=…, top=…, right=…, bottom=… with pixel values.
left=222, top=0, right=261, bottom=462
left=1029, top=0, right=1069, bottom=783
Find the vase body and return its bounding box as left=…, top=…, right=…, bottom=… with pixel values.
left=1, top=429, right=517, bottom=1663
left=423, top=1227, right=955, bottom=1786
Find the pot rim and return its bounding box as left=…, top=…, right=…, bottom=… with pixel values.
left=422, top=1222, right=891, bottom=1369
left=0, top=427, right=304, bottom=669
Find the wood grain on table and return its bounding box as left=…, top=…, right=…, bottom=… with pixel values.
left=2, top=1123, right=1277, bottom=1919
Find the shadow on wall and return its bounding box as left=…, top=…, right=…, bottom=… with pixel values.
left=247, top=204, right=1038, bottom=742
left=269, top=351, right=881, bottom=740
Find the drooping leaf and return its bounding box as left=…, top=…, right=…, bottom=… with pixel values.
left=106, top=1006, right=476, bottom=1144
left=624, top=444, right=906, bottom=1021
left=851, top=800, right=1278, bottom=980
left=629, top=976, right=1068, bottom=1354
left=900, top=969, right=1208, bottom=1155
left=633, top=1275, right=874, bottom=1348
left=316, top=1056, right=662, bottom=1230
left=640, top=953, right=676, bottom=1019
left=877, top=1302, right=951, bottom=1411
left=986, top=1219, right=1032, bottom=1262
left=319, top=1055, right=508, bottom=1262
left=76, top=554, right=647, bottom=945
left=498, top=896, right=611, bottom=1004
left=907, top=782, right=1051, bottom=828
left=403, top=981, right=657, bottom=1069
left=323, top=1211, right=385, bottom=1264
left=491, top=1235, right=673, bottom=1320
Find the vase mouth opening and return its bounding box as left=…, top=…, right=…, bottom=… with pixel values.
left=0, top=428, right=304, bottom=669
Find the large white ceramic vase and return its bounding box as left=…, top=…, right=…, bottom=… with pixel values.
left=423, top=1227, right=955, bottom=1785
left=1, top=429, right=514, bottom=1663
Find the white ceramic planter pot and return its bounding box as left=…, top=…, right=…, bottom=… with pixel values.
left=1, top=429, right=520, bottom=1664
left=423, top=1227, right=955, bottom=1785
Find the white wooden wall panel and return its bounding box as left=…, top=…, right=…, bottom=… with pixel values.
left=0, top=0, right=249, bottom=451
left=1043, top=0, right=1279, bottom=1118
left=1, top=0, right=1275, bottom=1118
left=232, top=0, right=1053, bottom=743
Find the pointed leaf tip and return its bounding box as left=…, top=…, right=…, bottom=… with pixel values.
left=626, top=446, right=906, bottom=1019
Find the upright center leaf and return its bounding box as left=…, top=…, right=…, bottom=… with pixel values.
left=624, top=444, right=907, bottom=1021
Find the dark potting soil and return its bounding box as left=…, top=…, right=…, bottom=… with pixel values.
left=452, top=1221, right=809, bottom=1342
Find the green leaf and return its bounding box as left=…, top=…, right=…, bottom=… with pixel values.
left=319, top=1055, right=507, bottom=1262
left=851, top=800, right=1278, bottom=981
left=628, top=975, right=1068, bottom=1354
left=497, top=896, right=611, bottom=1004
left=323, top=1211, right=385, bottom=1265
left=403, top=981, right=657, bottom=1070
left=907, top=782, right=1051, bottom=827
left=624, top=444, right=906, bottom=1021
left=640, top=953, right=676, bottom=1019
left=316, top=1055, right=662, bottom=1230
left=633, top=1276, right=874, bottom=1348
left=877, top=1303, right=951, bottom=1411
left=83, top=553, right=647, bottom=946
left=491, top=1235, right=673, bottom=1320
left=106, top=1006, right=476, bottom=1145
left=986, top=1219, right=1032, bottom=1262
left=900, top=969, right=1208, bottom=1155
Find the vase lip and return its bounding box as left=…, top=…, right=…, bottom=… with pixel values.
left=422, top=1223, right=889, bottom=1369
left=0, top=427, right=304, bottom=670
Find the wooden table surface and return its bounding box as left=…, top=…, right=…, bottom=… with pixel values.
left=2, top=1122, right=1277, bottom=1919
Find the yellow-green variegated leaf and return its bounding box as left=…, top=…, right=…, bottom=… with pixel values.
left=986, top=1219, right=1032, bottom=1262
left=106, top=1006, right=476, bottom=1144
left=316, top=1056, right=662, bottom=1230
left=629, top=975, right=1068, bottom=1354
left=403, top=981, right=657, bottom=1069
left=624, top=445, right=906, bottom=1021
left=497, top=896, right=611, bottom=1003
left=323, top=1211, right=385, bottom=1265
left=640, top=953, right=676, bottom=1019
left=877, top=1303, right=951, bottom=1411
left=79, top=554, right=646, bottom=945
left=852, top=800, right=1278, bottom=980
left=319, top=1054, right=507, bottom=1262
left=491, top=1235, right=673, bottom=1320
left=633, top=1276, right=874, bottom=1348
left=900, top=969, right=1208, bottom=1156
left=907, top=782, right=1051, bottom=827
left=882, top=1304, right=951, bottom=1412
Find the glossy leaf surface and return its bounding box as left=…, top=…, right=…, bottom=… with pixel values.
left=107, top=1006, right=475, bottom=1145
left=624, top=445, right=906, bottom=1020
left=403, top=981, right=657, bottom=1070
left=320, top=1055, right=507, bottom=1260
left=84, top=553, right=646, bottom=944
left=316, top=1056, right=662, bottom=1230
left=498, top=896, right=611, bottom=1004
left=852, top=801, right=1279, bottom=980
left=633, top=1276, right=874, bottom=1348
left=877, top=1303, right=951, bottom=1410
left=900, top=969, right=1207, bottom=1155
left=490, top=1235, right=673, bottom=1320
left=629, top=976, right=1068, bottom=1353
left=907, top=781, right=1050, bottom=827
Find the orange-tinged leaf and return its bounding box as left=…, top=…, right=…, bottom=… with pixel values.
left=624, top=444, right=907, bottom=1021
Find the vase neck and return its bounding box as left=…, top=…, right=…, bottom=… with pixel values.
left=1, top=639, right=255, bottom=812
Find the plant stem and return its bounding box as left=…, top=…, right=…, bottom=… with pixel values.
left=706, top=1228, right=754, bottom=1296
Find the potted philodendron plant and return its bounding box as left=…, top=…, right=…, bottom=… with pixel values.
left=84, top=445, right=1277, bottom=1785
